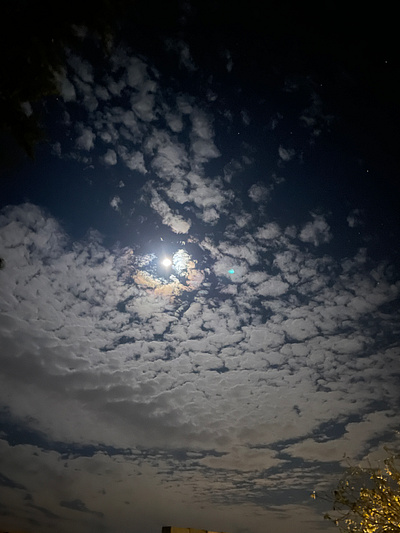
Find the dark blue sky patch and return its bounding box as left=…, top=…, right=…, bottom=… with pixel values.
left=27, top=503, right=61, bottom=520
left=60, top=499, right=103, bottom=517
left=0, top=409, right=129, bottom=458
left=0, top=472, right=27, bottom=490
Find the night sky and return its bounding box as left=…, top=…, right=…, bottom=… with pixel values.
left=1, top=2, right=399, bottom=533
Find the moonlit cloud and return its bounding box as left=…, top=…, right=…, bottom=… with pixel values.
left=54, top=68, right=77, bottom=102
left=146, top=131, right=189, bottom=181
left=149, top=189, right=192, bottom=233
left=75, top=125, right=95, bottom=150
left=2, top=203, right=398, bottom=451
left=110, top=195, right=122, bottom=211
left=347, top=208, right=364, bottom=227
left=240, top=109, right=250, bottom=126
left=117, top=146, right=147, bottom=173
left=165, top=110, right=184, bottom=132
left=103, top=148, right=117, bottom=165
left=255, top=222, right=281, bottom=240
left=166, top=38, right=197, bottom=71
left=300, top=91, right=334, bottom=139
left=278, top=145, right=296, bottom=162
left=224, top=49, right=233, bottom=72
left=299, top=214, right=332, bottom=246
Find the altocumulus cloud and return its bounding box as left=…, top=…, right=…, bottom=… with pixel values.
left=50, top=46, right=234, bottom=233
left=1, top=202, right=399, bottom=452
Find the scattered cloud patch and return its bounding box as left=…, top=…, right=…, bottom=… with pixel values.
left=166, top=39, right=197, bottom=71
left=54, top=68, right=77, bottom=102
left=299, top=214, right=332, bottom=246
left=110, top=195, right=122, bottom=211
left=103, top=148, right=117, bottom=165
left=75, top=125, right=95, bottom=151
left=240, top=109, right=250, bottom=126
left=224, top=49, right=233, bottom=72
left=278, top=145, right=296, bottom=162
left=248, top=183, right=271, bottom=203
left=149, top=190, right=191, bottom=233
left=347, top=208, right=364, bottom=228
left=256, top=222, right=281, bottom=241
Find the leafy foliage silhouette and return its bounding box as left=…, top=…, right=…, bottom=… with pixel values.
left=315, top=450, right=400, bottom=533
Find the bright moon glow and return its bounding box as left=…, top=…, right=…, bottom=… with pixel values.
left=162, top=258, right=172, bottom=267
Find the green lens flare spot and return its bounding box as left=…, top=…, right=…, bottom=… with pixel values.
left=228, top=269, right=235, bottom=274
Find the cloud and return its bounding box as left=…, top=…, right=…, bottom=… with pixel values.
left=126, top=56, right=151, bottom=88
left=199, top=445, right=280, bottom=472
left=176, top=94, right=193, bottom=115
left=52, top=48, right=157, bottom=168
left=190, top=108, right=221, bottom=163
left=117, top=146, right=147, bottom=173
left=75, top=125, right=95, bottom=151
left=94, top=84, right=111, bottom=100
left=110, top=195, right=122, bottom=211
left=54, top=68, right=77, bottom=102
left=146, top=130, right=189, bottom=181
left=106, top=75, right=126, bottom=97
left=141, top=111, right=230, bottom=225
left=255, top=222, right=281, bottom=241
left=241, top=109, right=250, bottom=126
left=286, top=411, right=399, bottom=464
left=347, top=208, right=363, bottom=228
left=165, top=110, right=184, bottom=132
left=257, top=277, right=289, bottom=297
left=131, top=79, right=157, bottom=122
left=299, top=214, right=332, bottom=246
left=278, top=145, right=296, bottom=162
left=191, top=139, right=220, bottom=161
left=282, top=317, right=318, bottom=341
left=181, top=171, right=233, bottom=224
left=218, top=242, right=259, bottom=266
left=0, top=202, right=399, bottom=533
left=300, top=91, right=334, bottom=139
left=49, top=47, right=232, bottom=231
left=20, top=101, right=33, bottom=117
left=103, top=148, right=117, bottom=165
left=224, top=49, right=233, bottom=72
left=166, top=39, right=197, bottom=71
left=149, top=190, right=192, bottom=233
left=248, top=183, right=271, bottom=203
left=67, top=53, right=94, bottom=84
left=191, top=108, right=214, bottom=140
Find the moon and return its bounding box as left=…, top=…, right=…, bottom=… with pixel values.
left=162, top=257, right=172, bottom=267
